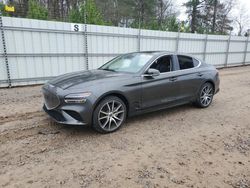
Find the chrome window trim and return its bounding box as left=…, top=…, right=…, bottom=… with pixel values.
left=142, top=54, right=201, bottom=77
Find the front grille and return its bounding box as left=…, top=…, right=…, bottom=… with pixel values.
left=43, top=88, right=60, bottom=110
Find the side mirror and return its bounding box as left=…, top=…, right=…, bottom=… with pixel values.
left=145, top=68, right=160, bottom=77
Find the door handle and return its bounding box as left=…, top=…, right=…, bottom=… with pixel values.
left=197, top=72, right=203, bottom=77
left=169, top=77, right=177, bottom=82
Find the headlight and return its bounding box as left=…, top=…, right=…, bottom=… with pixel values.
left=64, top=92, right=91, bottom=103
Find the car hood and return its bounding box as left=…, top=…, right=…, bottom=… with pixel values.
left=48, top=69, right=132, bottom=90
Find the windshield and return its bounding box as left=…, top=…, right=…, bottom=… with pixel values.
left=99, top=53, right=154, bottom=73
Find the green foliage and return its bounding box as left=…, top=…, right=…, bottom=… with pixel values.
left=69, top=0, right=105, bottom=25
left=27, top=0, right=48, bottom=20
left=68, top=8, right=81, bottom=23
left=164, top=16, right=179, bottom=32
left=0, top=3, right=8, bottom=16
left=0, top=0, right=236, bottom=35
left=136, top=16, right=179, bottom=32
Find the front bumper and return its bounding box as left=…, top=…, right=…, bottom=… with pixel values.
left=42, top=93, right=95, bottom=126
left=42, top=83, right=96, bottom=126
left=43, top=105, right=89, bottom=125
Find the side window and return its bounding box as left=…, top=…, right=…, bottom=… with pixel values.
left=177, top=55, right=194, bottom=70
left=193, top=58, right=200, bottom=67
left=150, top=55, right=172, bottom=73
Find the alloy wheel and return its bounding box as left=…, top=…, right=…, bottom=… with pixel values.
left=200, top=84, right=213, bottom=107
left=98, top=100, right=125, bottom=131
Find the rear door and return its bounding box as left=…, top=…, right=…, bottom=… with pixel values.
left=174, top=55, right=204, bottom=102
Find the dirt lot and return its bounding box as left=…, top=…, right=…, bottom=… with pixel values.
left=0, top=66, right=250, bottom=188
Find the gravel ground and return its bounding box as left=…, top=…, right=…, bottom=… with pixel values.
left=0, top=66, right=250, bottom=188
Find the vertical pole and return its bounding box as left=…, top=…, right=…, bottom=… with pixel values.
left=137, top=29, right=141, bottom=52
left=0, top=14, right=11, bottom=87
left=83, top=0, right=89, bottom=70
left=225, top=32, right=231, bottom=67
left=137, top=21, right=141, bottom=52
left=137, top=14, right=141, bottom=52
left=243, top=35, right=249, bottom=65
left=203, top=34, right=208, bottom=61
left=176, top=23, right=180, bottom=52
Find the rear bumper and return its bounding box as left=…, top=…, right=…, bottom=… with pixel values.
left=215, top=88, right=220, bottom=94
left=43, top=105, right=91, bottom=126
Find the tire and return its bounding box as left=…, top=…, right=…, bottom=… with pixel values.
left=92, top=96, right=127, bottom=133
left=195, top=82, right=214, bottom=108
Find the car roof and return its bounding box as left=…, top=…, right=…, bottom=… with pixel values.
left=137, top=51, right=202, bottom=61
left=136, top=51, right=191, bottom=56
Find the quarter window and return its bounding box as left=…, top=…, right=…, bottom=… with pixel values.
left=177, top=55, right=195, bottom=70
left=150, top=55, right=172, bottom=73
left=193, top=58, right=200, bottom=67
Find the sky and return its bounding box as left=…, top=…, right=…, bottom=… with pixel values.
left=175, top=0, right=250, bottom=34
left=176, top=0, right=250, bottom=19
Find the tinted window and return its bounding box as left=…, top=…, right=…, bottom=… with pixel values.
left=193, top=58, right=200, bottom=67
left=177, top=55, right=194, bottom=70
left=150, top=55, right=172, bottom=73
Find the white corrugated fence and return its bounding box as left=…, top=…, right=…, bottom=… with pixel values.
left=0, top=17, right=249, bottom=87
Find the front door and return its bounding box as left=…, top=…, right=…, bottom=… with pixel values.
left=141, top=55, right=179, bottom=109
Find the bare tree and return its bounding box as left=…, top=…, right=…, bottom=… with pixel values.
left=211, top=0, right=217, bottom=33
left=218, top=0, right=234, bottom=34
left=156, top=0, right=177, bottom=29
left=234, top=4, right=250, bottom=36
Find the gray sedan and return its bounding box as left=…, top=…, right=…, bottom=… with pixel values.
left=42, top=51, right=220, bottom=133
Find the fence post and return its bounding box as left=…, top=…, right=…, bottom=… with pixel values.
left=243, top=35, right=249, bottom=65
left=137, top=18, right=141, bottom=52
left=83, top=0, right=89, bottom=70
left=0, top=15, right=11, bottom=87
left=175, top=29, right=180, bottom=52
left=203, top=34, right=208, bottom=61
left=137, top=28, right=141, bottom=52
left=225, top=33, right=231, bottom=67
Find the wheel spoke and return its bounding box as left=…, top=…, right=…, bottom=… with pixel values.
left=99, top=116, right=108, bottom=120
left=112, top=100, right=115, bottom=112
left=106, top=102, right=111, bottom=112
left=101, top=118, right=109, bottom=129
left=206, top=98, right=209, bottom=105
left=114, top=110, right=124, bottom=116
left=207, top=88, right=212, bottom=94
left=201, top=98, right=206, bottom=104
left=108, top=119, right=112, bottom=130
left=111, top=117, right=118, bottom=127
left=203, top=98, right=207, bottom=105
left=114, top=104, right=122, bottom=112
left=203, top=87, right=207, bottom=93
left=100, top=110, right=108, bottom=115
left=113, top=115, right=122, bottom=121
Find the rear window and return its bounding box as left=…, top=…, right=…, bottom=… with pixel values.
left=177, top=55, right=195, bottom=70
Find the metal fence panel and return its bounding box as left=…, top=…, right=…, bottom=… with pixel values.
left=0, top=16, right=250, bottom=87
left=140, top=30, right=177, bottom=52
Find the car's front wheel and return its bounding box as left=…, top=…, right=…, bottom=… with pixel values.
left=196, top=82, right=214, bottom=108
left=93, top=96, right=127, bottom=133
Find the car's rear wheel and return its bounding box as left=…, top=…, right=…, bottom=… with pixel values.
left=93, top=96, right=127, bottom=133
left=196, top=82, right=214, bottom=108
